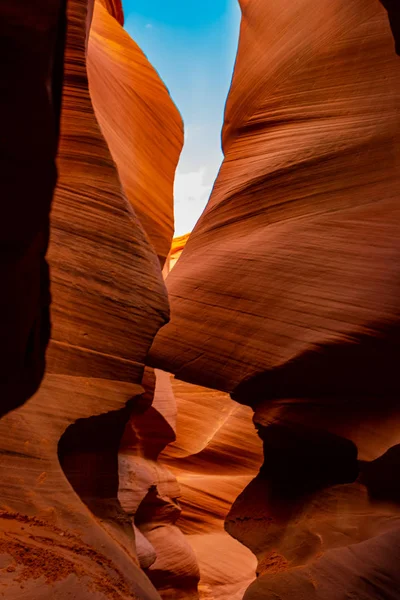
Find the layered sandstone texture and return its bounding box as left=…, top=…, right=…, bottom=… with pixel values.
left=116, top=238, right=262, bottom=600
left=160, top=377, right=263, bottom=600
left=119, top=368, right=201, bottom=600
left=151, top=0, right=400, bottom=395
left=0, top=0, right=182, bottom=598
left=150, top=1, right=400, bottom=598
left=87, top=0, right=183, bottom=265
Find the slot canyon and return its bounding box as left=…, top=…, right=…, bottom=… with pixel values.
left=1, top=0, right=400, bottom=599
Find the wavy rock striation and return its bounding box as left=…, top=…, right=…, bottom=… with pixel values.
left=97, top=0, right=124, bottom=24
left=0, top=0, right=181, bottom=598
left=4, top=0, right=400, bottom=598
left=88, top=0, right=183, bottom=265
left=149, top=1, right=400, bottom=598
left=151, top=0, right=400, bottom=394
left=119, top=368, right=201, bottom=600
left=160, top=377, right=263, bottom=600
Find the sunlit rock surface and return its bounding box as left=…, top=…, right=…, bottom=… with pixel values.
left=149, top=1, right=400, bottom=598
left=88, top=0, right=183, bottom=265
left=168, top=234, right=190, bottom=271
left=151, top=0, right=400, bottom=394
left=97, top=0, right=124, bottom=24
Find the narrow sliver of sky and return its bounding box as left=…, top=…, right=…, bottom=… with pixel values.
left=123, top=0, right=241, bottom=236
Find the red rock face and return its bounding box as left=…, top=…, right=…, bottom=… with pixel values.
left=150, top=0, right=400, bottom=395
left=3, top=0, right=400, bottom=598
left=51, top=0, right=168, bottom=388
left=149, top=1, right=400, bottom=597
left=0, top=0, right=180, bottom=598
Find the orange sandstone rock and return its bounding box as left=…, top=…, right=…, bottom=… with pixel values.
left=168, top=234, right=190, bottom=271
left=161, top=378, right=263, bottom=600
left=150, top=0, right=400, bottom=395
left=149, top=1, right=400, bottom=598
left=88, top=0, right=183, bottom=266
left=0, top=0, right=174, bottom=597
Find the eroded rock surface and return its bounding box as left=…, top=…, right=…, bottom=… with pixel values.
left=0, top=0, right=180, bottom=597
left=149, top=1, right=400, bottom=598
left=3, top=0, right=400, bottom=598
left=160, top=378, right=263, bottom=600
left=88, top=0, right=183, bottom=265
left=119, top=369, right=201, bottom=600
left=150, top=0, right=400, bottom=394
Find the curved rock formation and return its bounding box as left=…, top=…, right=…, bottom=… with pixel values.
left=160, top=378, right=263, bottom=600
left=87, top=0, right=183, bottom=265
left=119, top=369, right=201, bottom=600
left=150, top=0, right=400, bottom=394
left=149, top=1, right=400, bottom=598
left=4, top=0, right=400, bottom=597
left=116, top=253, right=200, bottom=600
left=0, top=0, right=179, bottom=597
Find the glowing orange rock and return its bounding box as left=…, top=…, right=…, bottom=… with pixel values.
left=167, top=233, right=190, bottom=271
left=88, top=0, right=183, bottom=265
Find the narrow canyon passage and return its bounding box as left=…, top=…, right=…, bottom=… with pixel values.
left=122, top=0, right=241, bottom=237
left=1, top=0, right=400, bottom=599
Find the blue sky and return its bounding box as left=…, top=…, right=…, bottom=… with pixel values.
left=123, top=0, right=241, bottom=235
